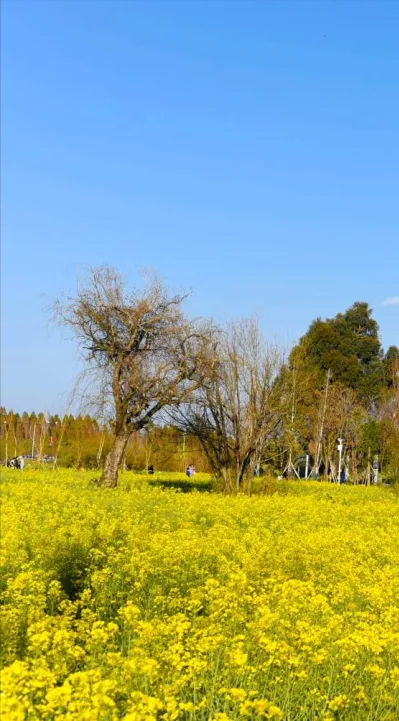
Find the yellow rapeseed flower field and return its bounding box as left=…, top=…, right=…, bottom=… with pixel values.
left=1, top=468, right=399, bottom=720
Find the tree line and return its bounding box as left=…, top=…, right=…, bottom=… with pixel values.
left=3, top=267, right=398, bottom=489
left=0, top=409, right=209, bottom=472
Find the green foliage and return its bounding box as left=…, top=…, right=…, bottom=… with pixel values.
left=359, top=419, right=381, bottom=456
left=293, top=301, right=385, bottom=401
left=384, top=345, right=399, bottom=388
left=148, top=478, right=213, bottom=493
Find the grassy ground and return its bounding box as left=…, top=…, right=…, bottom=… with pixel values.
left=1, top=468, right=399, bottom=720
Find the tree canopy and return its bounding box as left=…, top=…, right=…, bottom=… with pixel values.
left=290, top=302, right=388, bottom=403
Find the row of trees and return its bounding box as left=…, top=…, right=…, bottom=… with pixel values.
left=0, top=409, right=209, bottom=472
left=279, top=302, right=399, bottom=483
left=171, top=305, right=398, bottom=488
left=3, top=267, right=398, bottom=489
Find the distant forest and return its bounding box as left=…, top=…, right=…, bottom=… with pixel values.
left=0, top=410, right=205, bottom=472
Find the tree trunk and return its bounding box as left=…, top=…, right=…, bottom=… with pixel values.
left=100, top=432, right=130, bottom=488
left=237, top=454, right=252, bottom=490
left=220, top=466, right=233, bottom=493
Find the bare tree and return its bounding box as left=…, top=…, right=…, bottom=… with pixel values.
left=171, top=319, right=284, bottom=491
left=320, top=383, right=360, bottom=481
left=54, top=267, right=217, bottom=487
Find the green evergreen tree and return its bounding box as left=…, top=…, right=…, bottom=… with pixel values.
left=293, top=302, right=385, bottom=403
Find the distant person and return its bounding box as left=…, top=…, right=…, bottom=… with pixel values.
left=339, top=468, right=346, bottom=484
left=18, top=456, right=25, bottom=470
left=186, top=466, right=192, bottom=478
left=190, top=465, right=196, bottom=476
left=147, top=465, right=154, bottom=475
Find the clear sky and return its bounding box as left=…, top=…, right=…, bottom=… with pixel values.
left=1, top=0, right=398, bottom=414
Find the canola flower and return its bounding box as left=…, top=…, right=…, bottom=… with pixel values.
left=1, top=468, right=399, bottom=720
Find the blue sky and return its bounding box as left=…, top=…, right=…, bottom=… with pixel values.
left=1, top=0, right=398, bottom=413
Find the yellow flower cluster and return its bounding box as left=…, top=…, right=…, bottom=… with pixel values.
left=1, top=468, right=399, bottom=719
